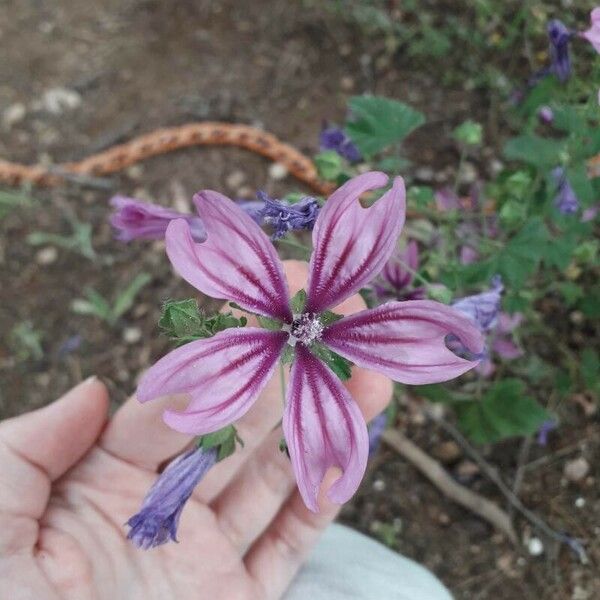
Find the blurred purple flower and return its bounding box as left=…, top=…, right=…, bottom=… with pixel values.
left=320, top=124, right=362, bottom=163
left=127, top=446, right=217, bottom=549
left=581, top=8, right=600, bottom=54
left=258, top=191, right=320, bottom=239
left=538, top=106, right=554, bottom=124
left=581, top=204, right=600, bottom=222
left=435, top=187, right=461, bottom=212
left=110, top=196, right=207, bottom=243
left=552, top=167, right=579, bottom=215
left=536, top=419, right=557, bottom=446
left=373, top=240, right=426, bottom=302
left=452, top=276, right=503, bottom=333
left=547, top=20, right=573, bottom=82
left=450, top=278, right=523, bottom=376
left=57, top=334, right=82, bottom=358
left=368, top=412, right=388, bottom=456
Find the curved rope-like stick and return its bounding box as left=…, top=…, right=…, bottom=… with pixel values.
left=0, top=122, right=336, bottom=196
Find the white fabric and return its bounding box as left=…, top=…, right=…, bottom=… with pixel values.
left=284, top=523, right=452, bottom=600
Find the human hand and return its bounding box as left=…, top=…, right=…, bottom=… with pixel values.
left=0, top=261, right=391, bottom=600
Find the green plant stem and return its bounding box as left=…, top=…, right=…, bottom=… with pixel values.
left=275, top=236, right=311, bottom=259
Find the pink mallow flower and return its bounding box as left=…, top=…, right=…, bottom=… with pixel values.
left=582, top=8, right=600, bottom=54
left=136, top=172, right=484, bottom=511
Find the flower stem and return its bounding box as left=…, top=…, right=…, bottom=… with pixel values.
left=275, top=236, right=311, bottom=259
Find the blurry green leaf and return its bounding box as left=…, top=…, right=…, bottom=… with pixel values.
left=314, top=150, right=344, bottom=181
left=407, top=185, right=435, bottom=209
left=113, top=273, right=152, bottom=320
left=503, top=135, right=566, bottom=169
left=9, top=321, right=44, bottom=361
left=320, top=310, right=344, bottom=326
left=345, top=95, right=425, bottom=156
left=159, top=298, right=205, bottom=339
left=0, top=189, right=33, bottom=218
left=558, top=282, right=583, bottom=306
left=257, top=315, right=283, bottom=330
left=456, top=379, right=550, bottom=444
left=580, top=349, right=599, bottom=392
left=199, top=425, right=239, bottom=461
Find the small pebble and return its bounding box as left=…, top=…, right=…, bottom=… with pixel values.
left=564, top=457, right=590, bottom=483
left=226, top=170, right=246, bottom=189
left=415, top=166, right=434, bottom=182
left=35, top=246, right=58, bottom=265
left=2, top=102, right=26, bottom=128
left=40, top=87, right=82, bottom=114
left=268, top=163, right=288, bottom=181
left=527, top=537, right=544, bottom=556
left=123, top=326, right=142, bottom=344
left=460, top=162, right=478, bottom=184
left=340, top=76, right=355, bottom=91
left=126, top=165, right=144, bottom=180
left=373, top=479, right=386, bottom=492
left=575, top=497, right=586, bottom=508
left=456, top=459, right=480, bottom=480
left=432, top=440, right=461, bottom=464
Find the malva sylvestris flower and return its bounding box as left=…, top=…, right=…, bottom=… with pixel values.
left=137, top=172, right=484, bottom=512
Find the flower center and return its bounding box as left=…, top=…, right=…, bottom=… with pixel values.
left=286, top=313, right=323, bottom=347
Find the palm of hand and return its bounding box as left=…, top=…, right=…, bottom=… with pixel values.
left=0, top=264, right=391, bottom=600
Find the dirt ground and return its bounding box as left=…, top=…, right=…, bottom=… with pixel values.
left=1, top=1, right=598, bottom=598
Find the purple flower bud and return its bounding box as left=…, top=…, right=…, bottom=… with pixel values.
left=110, top=196, right=207, bottom=243
left=581, top=203, right=599, bottom=222
left=435, top=187, right=461, bottom=212
left=547, top=20, right=573, bottom=83
left=451, top=276, right=503, bottom=333
left=538, top=105, right=554, bottom=124
left=258, top=192, right=320, bottom=240
left=374, top=240, right=426, bottom=302
left=368, top=412, right=388, bottom=456
left=536, top=419, right=557, bottom=446
left=552, top=167, right=579, bottom=215
left=126, top=446, right=217, bottom=549
left=319, top=124, right=362, bottom=163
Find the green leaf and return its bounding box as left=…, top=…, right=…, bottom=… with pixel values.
left=314, top=150, right=345, bottom=181
left=558, top=282, right=583, bottom=306
left=503, top=135, right=566, bottom=169
left=580, top=349, right=599, bottom=392
left=407, top=185, right=435, bottom=209
left=345, top=95, right=425, bottom=157
left=113, top=273, right=152, bottom=319
left=290, top=289, right=307, bottom=314
left=456, top=379, right=550, bottom=444
left=310, top=342, right=353, bottom=381
left=0, top=189, right=33, bottom=218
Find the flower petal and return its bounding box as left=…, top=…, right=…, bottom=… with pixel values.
left=165, top=189, right=292, bottom=320
left=137, top=328, right=287, bottom=434
left=322, top=300, right=484, bottom=385
left=305, top=172, right=406, bottom=313
left=283, top=344, right=368, bottom=512
left=492, top=337, right=523, bottom=360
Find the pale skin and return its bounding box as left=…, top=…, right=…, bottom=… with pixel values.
left=0, top=261, right=392, bottom=600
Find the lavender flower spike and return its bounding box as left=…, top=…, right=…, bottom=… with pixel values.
left=552, top=167, right=579, bottom=215
left=110, top=196, right=207, bottom=243
left=320, top=124, right=362, bottom=163
left=547, top=20, right=573, bottom=83
left=258, top=192, right=320, bottom=239
left=127, top=446, right=217, bottom=549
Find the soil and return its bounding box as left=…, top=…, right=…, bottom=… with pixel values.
left=0, top=1, right=598, bottom=599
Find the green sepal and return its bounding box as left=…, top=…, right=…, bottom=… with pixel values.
left=310, top=342, right=353, bottom=381
left=278, top=438, right=290, bottom=457
left=319, top=310, right=344, bottom=326
left=198, top=425, right=241, bottom=462
left=291, top=289, right=307, bottom=314
left=257, top=315, right=283, bottom=330
left=159, top=299, right=246, bottom=346
left=281, top=345, right=295, bottom=365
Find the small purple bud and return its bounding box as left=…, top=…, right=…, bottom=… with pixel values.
left=547, top=20, right=573, bottom=83
left=435, top=187, right=461, bottom=212
left=126, top=446, right=217, bottom=549
left=368, top=412, right=388, bottom=456
left=538, top=106, right=554, bottom=124
left=109, top=196, right=207, bottom=243
left=319, top=124, right=362, bottom=163
left=581, top=203, right=599, bottom=223
left=258, top=192, right=320, bottom=240
left=552, top=167, right=579, bottom=215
